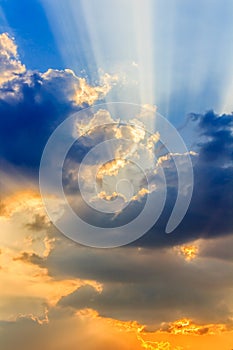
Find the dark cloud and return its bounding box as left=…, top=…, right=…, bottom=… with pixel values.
left=21, top=230, right=233, bottom=326
left=135, top=111, right=233, bottom=247
left=199, top=235, right=233, bottom=262
left=0, top=72, right=77, bottom=170
left=59, top=278, right=232, bottom=326
left=190, top=110, right=233, bottom=163
left=58, top=110, right=233, bottom=248
left=0, top=33, right=113, bottom=171
left=56, top=246, right=233, bottom=325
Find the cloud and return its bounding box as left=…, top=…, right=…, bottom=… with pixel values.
left=11, top=109, right=230, bottom=330
left=60, top=109, right=163, bottom=218
left=161, top=318, right=228, bottom=335
left=0, top=190, right=45, bottom=218
left=134, top=110, right=233, bottom=247
left=189, top=110, right=233, bottom=164
left=0, top=33, right=25, bottom=85
left=0, top=188, right=103, bottom=326
left=199, top=235, right=233, bottom=262
left=0, top=33, right=116, bottom=169
left=1, top=302, right=233, bottom=350
left=41, top=69, right=118, bottom=106
left=0, top=306, right=144, bottom=350
left=20, top=230, right=231, bottom=328
left=0, top=176, right=232, bottom=350
left=0, top=246, right=88, bottom=318
left=60, top=107, right=232, bottom=248
left=174, top=244, right=199, bottom=261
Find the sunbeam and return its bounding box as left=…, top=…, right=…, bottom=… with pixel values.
left=41, top=0, right=157, bottom=109
left=41, top=0, right=233, bottom=123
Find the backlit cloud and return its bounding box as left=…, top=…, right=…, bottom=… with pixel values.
left=175, top=245, right=199, bottom=261
left=0, top=33, right=116, bottom=169
left=0, top=33, right=25, bottom=85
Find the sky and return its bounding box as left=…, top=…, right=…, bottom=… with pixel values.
left=0, top=1, right=233, bottom=349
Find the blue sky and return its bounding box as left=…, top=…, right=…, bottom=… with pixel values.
left=0, top=0, right=62, bottom=70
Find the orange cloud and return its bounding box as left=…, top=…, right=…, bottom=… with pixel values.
left=0, top=248, right=103, bottom=327
left=162, top=318, right=228, bottom=336
left=0, top=189, right=103, bottom=323
left=73, top=311, right=233, bottom=350
left=0, top=190, right=44, bottom=218
left=0, top=248, right=102, bottom=307
left=175, top=245, right=199, bottom=261
left=54, top=310, right=233, bottom=349
left=136, top=318, right=233, bottom=350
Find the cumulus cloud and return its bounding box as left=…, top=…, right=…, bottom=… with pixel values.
left=41, top=69, right=118, bottom=106
left=189, top=110, right=233, bottom=164
left=62, top=108, right=164, bottom=216
left=0, top=33, right=26, bottom=85
left=0, top=33, right=116, bottom=169
left=38, top=105, right=232, bottom=246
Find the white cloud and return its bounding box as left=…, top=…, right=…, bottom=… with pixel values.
left=0, top=33, right=26, bottom=85
left=0, top=33, right=117, bottom=106
left=41, top=69, right=118, bottom=106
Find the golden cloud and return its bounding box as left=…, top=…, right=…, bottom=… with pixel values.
left=42, top=69, right=118, bottom=107
left=96, top=159, right=129, bottom=181
left=162, top=318, right=228, bottom=336
left=0, top=247, right=102, bottom=325
left=73, top=72, right=118, bottom=106
left=0, top=190, right=44, bottom=218
left=175, top=245, right=199, bottom=261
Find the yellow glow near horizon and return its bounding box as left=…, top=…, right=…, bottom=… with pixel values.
left=74, top=310, right=233, bottom=350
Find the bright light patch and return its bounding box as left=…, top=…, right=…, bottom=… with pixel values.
left=176, top=245, right=199, bottom=261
